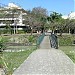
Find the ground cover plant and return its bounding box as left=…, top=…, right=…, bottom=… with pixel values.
left=58, top=35, right=75, bottom=63
left=0, top=46, right=36, bottom=75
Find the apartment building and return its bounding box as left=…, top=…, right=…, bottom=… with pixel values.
left=0, top=3, right=30, bottom=34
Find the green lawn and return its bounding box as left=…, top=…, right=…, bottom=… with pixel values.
left=0, top=46, right=36, bottom=74
left=59, top=46, right=75, bottom=63
left=58, top=35, right=75, bottom=63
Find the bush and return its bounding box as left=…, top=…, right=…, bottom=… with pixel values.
left=0, top=37, right=8, bottom=52
left=59, top=35, right=72, bottom=46
left=28, top=36, right=35, bottom=43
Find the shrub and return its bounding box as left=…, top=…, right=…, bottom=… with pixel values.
left=59, top=36, right=72, bottom=46
left=28, top=36, right=35, bottom=43
left=0, top=37, right=8, bottom=52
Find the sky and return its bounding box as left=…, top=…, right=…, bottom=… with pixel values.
left=0, top=0, right=74, bottom=15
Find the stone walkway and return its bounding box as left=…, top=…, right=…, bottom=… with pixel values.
left=13, top=36, right=75, bottom=75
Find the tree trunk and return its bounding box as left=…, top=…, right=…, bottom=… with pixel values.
left=69, top=28, right=70, bottom=34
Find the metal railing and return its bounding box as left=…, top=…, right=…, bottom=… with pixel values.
left=37, top=33, right=45, bottom=46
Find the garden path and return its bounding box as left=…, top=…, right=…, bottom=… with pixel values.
left=13, top=35, right=75, bottom=75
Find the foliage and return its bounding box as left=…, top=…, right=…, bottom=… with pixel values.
left=0, top=46, right=36, bottom=75
left=49, top=12, right=62, bottom=22
left=0, top=37, right=8, bottom=52
left=0, top=12, right=6, bottom=18
left=4, top=21, right=12, bottom=34
left=24, top=7, right=48, bottom=33
left=58, top=35, right=75, bottom=46
left=28, top=36, right=35, bottom=43
left=47, top=12, right=62, bottom=33
left=59, top=36, right=72, bottom=46
left=32, top=7, right=48, bottom=16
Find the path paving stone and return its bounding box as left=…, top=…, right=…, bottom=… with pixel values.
left=13, top=36, right=75, bottom=75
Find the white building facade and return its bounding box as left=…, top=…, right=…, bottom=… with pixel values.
left=0, top=3, right=29, bottom=34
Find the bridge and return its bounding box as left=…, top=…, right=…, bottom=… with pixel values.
left=13, top=34, right=75, bottom=75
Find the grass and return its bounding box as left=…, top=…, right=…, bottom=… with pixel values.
left=58, top=35, right=75, bottom=63
left=0, top=46, right=36, bottom=75
left=7, top=46, right=37, bottom=51
left=58, top=35, right=75, bottom=46
left=59, top=46, right=75, bottom=63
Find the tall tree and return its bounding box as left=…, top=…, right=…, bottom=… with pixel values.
left=24, top=7, right=48, bottom=33
left=32, top=7, right=48, bottom=17
left=31, top=7, right=48, bottom=32
left=47, top=12, right=62, bottom=33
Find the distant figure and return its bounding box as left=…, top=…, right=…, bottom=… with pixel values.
left=50, top=32, right=58, bottom=49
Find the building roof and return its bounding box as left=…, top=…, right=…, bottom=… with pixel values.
left=7, top=3, right=21, bottom=9
left=0, top=3, right=27, bottom=14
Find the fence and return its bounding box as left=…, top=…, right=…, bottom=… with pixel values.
left=49, top=33, right=58, bottom=49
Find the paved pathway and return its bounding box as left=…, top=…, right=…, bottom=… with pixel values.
left=40, top=36, right=51, bottom=49
left=13, top=36, right=75, bottom=75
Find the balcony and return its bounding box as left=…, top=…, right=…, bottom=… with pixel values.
left=0, top=18, right=18, bottom=20
left=0, top=23, right=25, bottom=26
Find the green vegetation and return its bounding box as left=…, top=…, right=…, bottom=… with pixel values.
left=59, top=35, right=75, bottom=63
left=0, top=35, right=38, bottom=45
left=0, top=5, right=75, bottom=74
left=28, top=36, right=35, bottom=44
left=0, top=33, right=44, bottom=75
left=59, top=46, right=75, bottom=63
left=0, top=37, right=8, bottom=52
left=58, top=35, right=75, bottom=46
left=0, top=35, right=38, bottom=75
left=0, top=46, right=36, bottom=75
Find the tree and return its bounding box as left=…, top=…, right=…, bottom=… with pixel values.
left=40, top=17, right=47, bottom=33
left=24, top=7, right=48, bottom=34
left=0, top=11, right=6, bottom=34
left=31, top=7, right=48, bottom=32
left=65, top=19, right=75, bottom=34
left=4, top=21, right=12, bottom=34
left=47, top=12, right=62, bottom=33
left=32, top=7, right=48, bottom=17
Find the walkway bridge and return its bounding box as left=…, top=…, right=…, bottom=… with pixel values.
left=13, top=33, right=75, bottom=75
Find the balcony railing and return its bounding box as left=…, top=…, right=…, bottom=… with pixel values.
left=0, top=18, right=18, bottom=20
left=0, top=23, right=25, bottom=26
